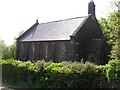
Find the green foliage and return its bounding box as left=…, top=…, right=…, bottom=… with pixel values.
left=0, top=39, right=16, bottom=60
left=108, top=11, right=120, bottom=60
left=0, top=30, right=25, bottom=60
left=106, top=60, right=120, bottom=81
left=2, top=59, right=16, bottom=65
left=2, top=59, right=120, bottom=88
left=8, top=43, right=16, bottom=59
left=98, top=17, right=112, bottom=43
left=0, top=40, right=9, bottom=59
left=99, top=11, right=120, bottom=60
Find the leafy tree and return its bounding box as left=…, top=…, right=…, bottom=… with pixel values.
left=7, top=42, right=16, bottom=59
left=0, top=30, right=24, bottom=60
left=98, top=17, right=112, bottom=44
left=108, top=11, right=120, bottom=59
left=0, top=39, right=2, bottom=60
left=99, top=11, right=120, bottom=60
left=0, top=39, right=9, bottom=59
left=0, top=39, right=16, bottom=59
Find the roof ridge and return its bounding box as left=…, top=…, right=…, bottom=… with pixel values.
left=38, top=16, right=88, bottom=25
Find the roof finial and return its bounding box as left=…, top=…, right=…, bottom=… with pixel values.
left=36, top=18, right=38, bottom=23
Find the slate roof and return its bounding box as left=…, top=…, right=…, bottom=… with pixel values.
left=18, top=16, right=89, bottom=42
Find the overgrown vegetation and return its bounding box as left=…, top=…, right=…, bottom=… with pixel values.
left=1, top=59, right=120, bottom=88
left=0, top=30, right=24, bottom=60
left=99, top=11, right=120, bottom=60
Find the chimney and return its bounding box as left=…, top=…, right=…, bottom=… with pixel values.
left=88, top=0, right=95, bottom=16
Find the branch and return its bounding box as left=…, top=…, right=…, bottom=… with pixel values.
left=114, top=0, right=120, bottom=9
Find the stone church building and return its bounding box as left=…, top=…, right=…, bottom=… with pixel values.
left=16, top=0, right=109, bottom=64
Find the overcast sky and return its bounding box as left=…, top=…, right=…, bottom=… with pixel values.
left=0, top=0, right=114, bottom=45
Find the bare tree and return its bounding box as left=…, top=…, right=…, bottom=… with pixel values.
left=114, top=0, right=120, bottom=10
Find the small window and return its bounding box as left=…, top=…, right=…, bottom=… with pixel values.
left=75, top=42, right=79, bottom=45
left=75, top=54, right=79, bottom=56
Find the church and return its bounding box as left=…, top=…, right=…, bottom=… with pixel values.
left=16, top=0, right=109, bottom=64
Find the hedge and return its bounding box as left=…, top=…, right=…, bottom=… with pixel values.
left=1, top=59, right=120, bottom=88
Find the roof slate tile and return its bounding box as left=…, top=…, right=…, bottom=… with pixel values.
left=19, top=16, right=88, bottom=42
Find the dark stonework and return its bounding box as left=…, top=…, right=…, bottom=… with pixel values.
left=16, top=1, right=109, bottom=65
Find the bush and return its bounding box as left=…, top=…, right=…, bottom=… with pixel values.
left=1, top=59, right=120, bottom=88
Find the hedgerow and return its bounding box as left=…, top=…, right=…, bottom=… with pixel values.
left=1, top=59, right=120, bottom=88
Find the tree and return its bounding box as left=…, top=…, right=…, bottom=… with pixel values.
left=7, top=42, right=16, bottom=59
left=108, top=11, right=120, bottom=59
left=114, top=0, right=120, bottom=10
left=0, top=39, right=2, bottom=60
left=0, top=30, right=25, bottom=60
left=6, top=30, right=25, bottom=59
left=0, top=39, right=9, bottom=59
left=98, top=18, right=112, bottom=44
left=99, top=11, right=120, bottom=60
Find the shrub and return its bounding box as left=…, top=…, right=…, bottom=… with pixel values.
left=2, top=59, right=120, bottom=88
left=106, top=60, right=120, bottom=80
